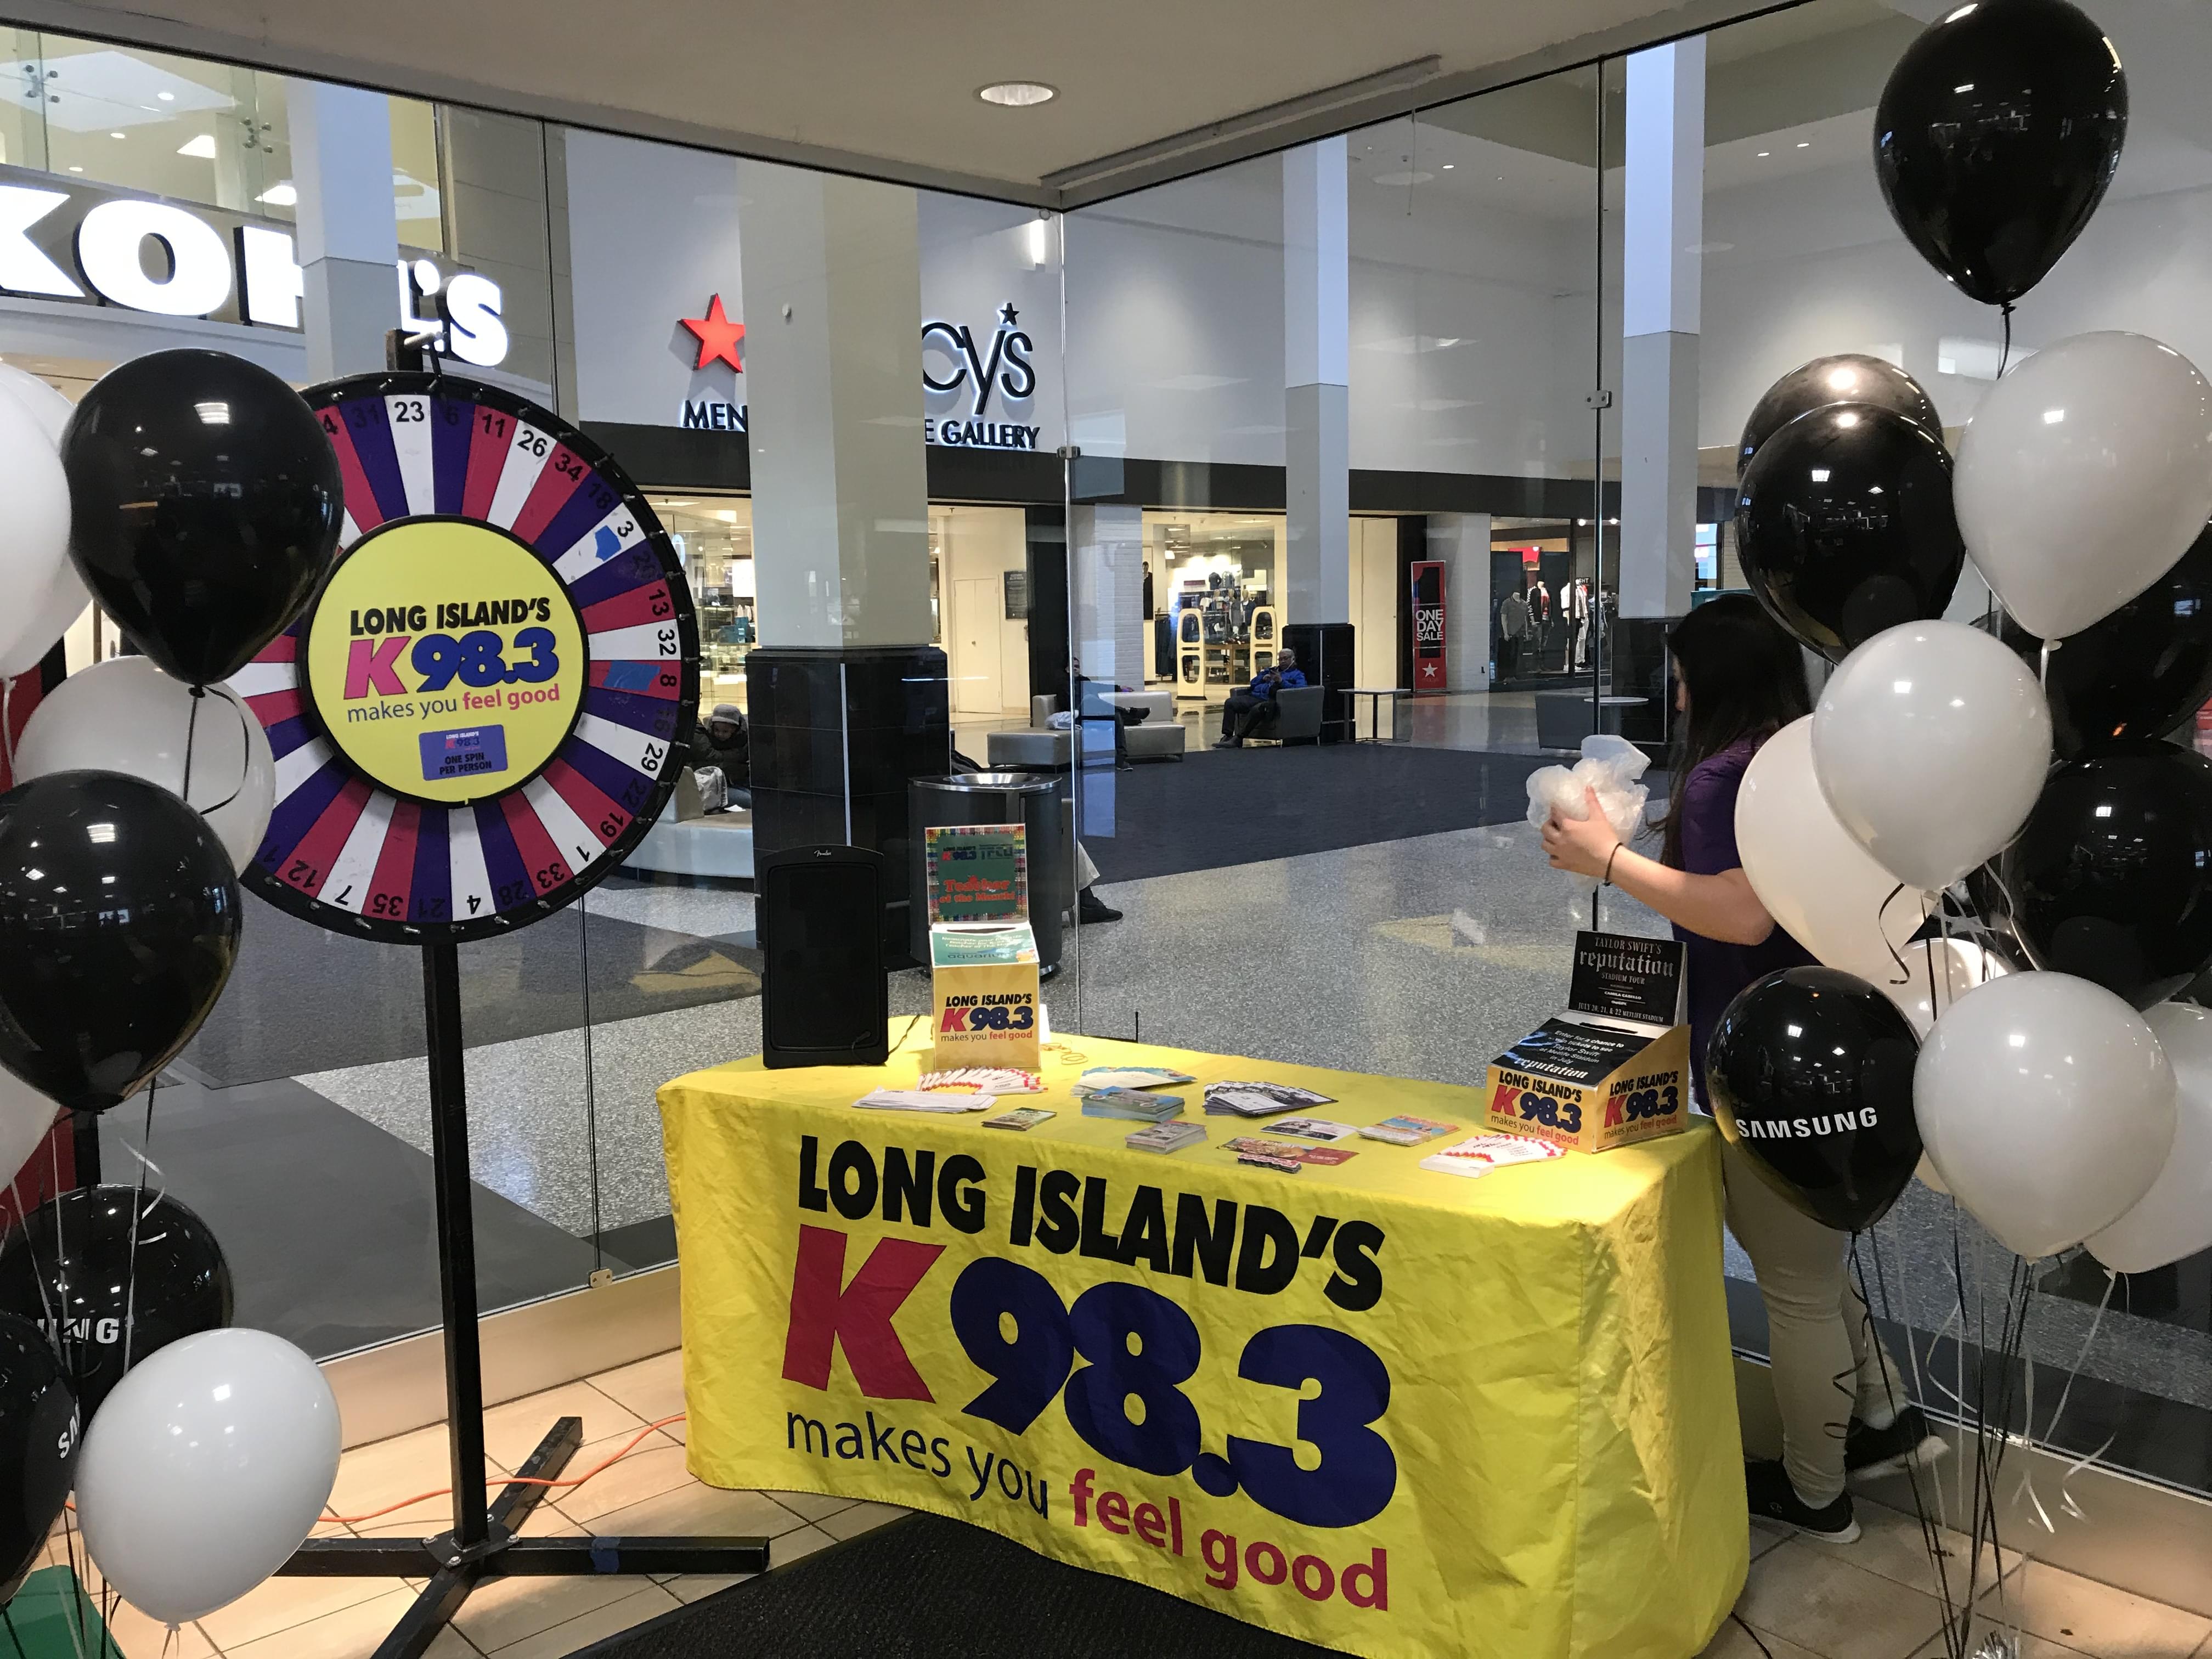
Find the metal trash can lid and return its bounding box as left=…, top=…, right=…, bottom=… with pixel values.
left=916, top=771, right=1059, bottom=794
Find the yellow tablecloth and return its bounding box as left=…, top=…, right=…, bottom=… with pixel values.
left=659, top=1022, right=1745, bottom=1659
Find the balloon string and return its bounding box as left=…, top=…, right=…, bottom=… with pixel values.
left=191, top=692, right=252, bottom=819
left=1, top=675, right=13, bottom=786
left=1879, top=882, right=1914, bottom=986
left=1997, top=301, right=2015, bottom=379
left=1856, top=1231, right=1965, bottom=1637
left=2018, top=1265, right=2117, bottom=1531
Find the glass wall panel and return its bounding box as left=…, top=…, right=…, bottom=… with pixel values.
left=1059, top=69, right=1611, bottom=1068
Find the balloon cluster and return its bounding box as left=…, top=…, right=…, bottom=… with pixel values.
left=1717, top=0, right=2211, bottom=1277
left=0, top=349, right=347, bottom=1620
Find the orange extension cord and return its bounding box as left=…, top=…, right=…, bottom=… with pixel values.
left=320, top=1414, right=689, bottom=1526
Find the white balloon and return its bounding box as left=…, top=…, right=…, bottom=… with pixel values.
left=1956, top=331, right=2212, bottom=641
left=1884, top=936, right=2010, bottom=1036
left=1916, top=972, right=2175, bottom=1259
left=1737, top=717, right=1925, bottom=981
left=0, top=1069, right=58, bottom=1189
left=0, top=362, right=72, bottom=444
left=2087, top=1001, right=2212, bottom=1273
left=15, top=657, right=274, bottom=872
left=0, top=366, right=87, bottom=679
left=0, top=384, right=71, bottom=681
left=1812, top=621, right=2051, bottom=893
left=77, top=1328, right=340, bottom=1626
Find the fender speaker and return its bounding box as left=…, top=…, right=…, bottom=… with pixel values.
left=759, top=845, right=889, bottom=1068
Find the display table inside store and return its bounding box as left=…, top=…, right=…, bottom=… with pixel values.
left=658, top=1024, right=1743, bottom=1659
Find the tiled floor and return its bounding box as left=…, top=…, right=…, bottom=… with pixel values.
left=36, top=1346, right=2212, bottom=1658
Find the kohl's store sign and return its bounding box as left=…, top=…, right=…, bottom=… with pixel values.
left=0, top=165, right=508, bottom=365
left=678, top=297, right=1041, bottom=451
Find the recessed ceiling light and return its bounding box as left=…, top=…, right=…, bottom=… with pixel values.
left=108, top=131, right=125, bottom=140
left=67, top=165, right=82, bottom=173
left=177, top=133, right=217, bottom=159
left=156, top=90, right=174, bottom=101
left=1757, top=150, right=1771, bottom=158
left=257, top=182, right=297, bottom=207
left=1796, top=140, right=1810, bottom=149
left=1441, top=163, right=1454, bottom=170
left=978, top=81, right=1056, bottom=108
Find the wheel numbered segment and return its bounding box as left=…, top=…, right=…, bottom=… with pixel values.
left=233, top=371, right=699, bottom=944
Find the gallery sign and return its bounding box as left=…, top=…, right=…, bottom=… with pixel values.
left=674, top=294, right=1041, bottom=451
left=0, top=164, right=508, bottom=366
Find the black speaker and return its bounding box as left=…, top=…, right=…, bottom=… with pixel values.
left=1283, top=621, right=1355, bottom=744
left=759, top=846, right=889, bottom=1068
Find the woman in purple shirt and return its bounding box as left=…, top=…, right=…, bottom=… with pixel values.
left=1542, top=596, right=1936, bottom=1545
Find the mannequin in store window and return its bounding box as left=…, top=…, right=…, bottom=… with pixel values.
left=1570, top=579, right=1590, bottom=670
left=1497, top=587, right=1529, bottom=678
left=1539, top=595, right=1942, bottom=1545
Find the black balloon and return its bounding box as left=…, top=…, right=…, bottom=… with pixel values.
left=1736, top=402, right=1966, bottom=661
left=0, top=1312, right=76, bottom=1603
left=1874, top=0, right=2128, bottom=306
left=0, top=1187, right=232, bottom=1421
left=1737, top=354, right=1942, bottom=477
left=2002, top=739, right=2212, bottom=1008
left=1706, top=967, right=1923, bottom=1232
left=0, top=771, right=240, bottom=1113
left=61, top=348, right=342, bottom=685
left=1988, top=520, right=2212, bottom=758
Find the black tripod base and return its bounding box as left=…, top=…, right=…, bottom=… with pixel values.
left=276, top=1416, right=769, bottom=1659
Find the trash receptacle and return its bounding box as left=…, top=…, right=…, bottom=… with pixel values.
left=909, top=772, right=1072, bottom=972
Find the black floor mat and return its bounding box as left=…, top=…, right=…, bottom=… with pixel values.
left=101, top=1075, right=605, bottom=1358
left=572, top=1511, right=1345, bottom=1659
left=1078, top=744, right=1549, bottom=883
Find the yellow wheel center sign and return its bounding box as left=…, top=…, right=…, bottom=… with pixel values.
left=302, top=518, right=587, bottom=804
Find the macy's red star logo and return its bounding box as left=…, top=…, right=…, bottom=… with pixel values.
left=680, top=294, right=745, bottom=373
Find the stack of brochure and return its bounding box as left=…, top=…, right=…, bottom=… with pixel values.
left=1080, top=1065, right=1195, bottom=1091
left=1356, top=1115, right=1459, bottom=1146
left=1420, top=1134, right=1566, bottom=1179
left=1201, top=1081, right=1337, bottom=1118
left=854, top=1089, right=994, bottom=1113
left=1077, top=1086, right=1185, bottom=1122
left=1125, top=1121, right=1207, bottom=1154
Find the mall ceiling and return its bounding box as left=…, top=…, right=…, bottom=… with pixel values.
left=5, top=0, right=1839, bottom=206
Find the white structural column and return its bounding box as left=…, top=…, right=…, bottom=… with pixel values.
left=1425, top=512, right=1493, bottom=687
left=1284, top=137, right=1351, bottom=628
left=1073, top=504, right=1145, bottom=697
left=1618, top=39, right=1706, bottom=620
left=287, top=80, right=398, bottom=380
left=738, top=162, right=932, bottom=648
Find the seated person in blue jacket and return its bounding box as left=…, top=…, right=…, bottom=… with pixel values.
left=1214, top=647, right=1306, bottom=748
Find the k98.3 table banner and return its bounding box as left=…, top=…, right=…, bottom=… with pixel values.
left=658, top=1055, right=1743, bottom=1659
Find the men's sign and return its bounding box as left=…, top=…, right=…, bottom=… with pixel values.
left=660, top=1039, right=1745, bottom=1659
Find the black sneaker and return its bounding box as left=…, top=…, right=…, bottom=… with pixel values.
left=1077, top=889, right=1122, bottom=923
left=1846, top=1406, right=1948, bottom=1481
left=1745, top=1459, right=1859, bottom=1544
left=1212, top=737, right=1241, bottom=749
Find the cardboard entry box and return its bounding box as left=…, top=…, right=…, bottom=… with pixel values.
left=924, top=823, right=1041, bottom=1072
left=929, top=921, right=1042, bottom=1071
left=1483, top=930, right=1690, bottom=1153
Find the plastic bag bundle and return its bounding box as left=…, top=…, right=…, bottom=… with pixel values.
left=1525, top=734, right=1652, bottom=889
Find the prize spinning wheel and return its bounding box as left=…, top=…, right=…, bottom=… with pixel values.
left=232, top=371, right=698, bottom=943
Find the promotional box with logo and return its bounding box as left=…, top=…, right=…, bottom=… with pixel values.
left=925, top=825, right=1041, bottom=1072
left=1483, top=930, right=1690, bottom=1153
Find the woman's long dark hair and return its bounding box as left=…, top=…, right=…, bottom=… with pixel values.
left=1659, top=594, right=1812, bottom=868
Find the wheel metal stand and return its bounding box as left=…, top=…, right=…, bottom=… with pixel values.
left=273, top=939, right=767, bottom=1658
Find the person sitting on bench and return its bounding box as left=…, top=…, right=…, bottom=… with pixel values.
left=1214, top=647, right=1306, bottom=748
